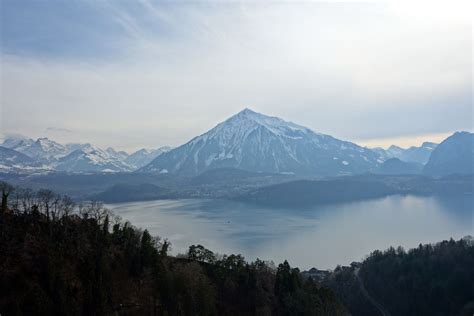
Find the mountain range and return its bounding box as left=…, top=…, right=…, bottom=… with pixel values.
left=1, top=109, right=471, bottom=177
left=125, top=147, right=172, bottom=169
left=0, top=146, right=44, bottom=172
left=142, top=108, right=454, bottom=176
left=0, top=136, right=171, bottom=173
left=372, top=142, right=437, bottom=164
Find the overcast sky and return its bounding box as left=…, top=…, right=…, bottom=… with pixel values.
left=1, top=0, right=472, bottom=152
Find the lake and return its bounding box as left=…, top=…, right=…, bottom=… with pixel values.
left=107, top=194, right=473, bottom=270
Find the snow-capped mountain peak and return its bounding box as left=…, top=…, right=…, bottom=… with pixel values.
left=373, top=142, right=438, bottom=165
left=0, top=136, right=142, bottom=173
left=142, top=108, right=379, bottom=176
left=105, top=147, right=129, bottom=160
left=56, top=145, right=133, bottom=173
left=125, top=146, right=172, bottom=169
left=216, top=108, right=311, bottom=138
left=7, top=137, right=67, bottom=162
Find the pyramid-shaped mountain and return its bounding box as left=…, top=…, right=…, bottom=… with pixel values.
left=142, top=109, right=379, bottom=176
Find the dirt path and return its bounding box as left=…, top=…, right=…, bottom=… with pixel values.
left=354, top=268, right=391, bottom=316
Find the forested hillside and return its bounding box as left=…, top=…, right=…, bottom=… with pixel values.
left=359, top=239, right=474, bottom=316
left=325, top=238, right=474, bottom=316
left=2, top=182, right=473, bottom=316
left=0, top=183, right=345, bottom=315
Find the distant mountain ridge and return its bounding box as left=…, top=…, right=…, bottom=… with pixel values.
left=0, top=114, right=469, bottom=177
left=125, top=147, right=172, bottom=169
left=0, top=136, right=169, bottom=173
left=0, top=146, right=45, bottom=172
left=401, top=142, right=437, bottom=164
left=142, top=108, right=380, bottom=176
left=55, top=144, right=134, bottom=173
left=423, top=131, right=473, bottom=176
left=372, top=142, right=438, bottom=164
left=11, top=137, right=67, bottom=162
left=375, top=158, right=423, bottom=175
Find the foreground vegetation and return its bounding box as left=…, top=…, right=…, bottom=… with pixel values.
left=0, top=183, right=345, bottom=315
left=360, top=238, right=474, bottom=316
left=1, top=182, right=473, bottom=315
left=325, top=238, right=474, bottom=316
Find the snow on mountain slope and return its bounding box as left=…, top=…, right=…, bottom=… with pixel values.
left=400, top=142, right=438, bottom=164
left=126, top=146, right=172, bottom=169
left=1, top=136, right=35, bottom=150
left=1, top=136, right=137, bottom=173
left=0, top=146, right=51, bottom=173
left=65, top=143, right=93, bottom=153
left=3, top=137, right=68, bottom=162
left=372, top=142, right=438, bottom=164
left=106, top=147, right=129, bottom=161
left=55, top=144, right=133, bottom=173
left=142, top=108, right=380, bottom=176
left=0, top=146, right=35, bottom=166
left=386, top=145, right=405, bottom=158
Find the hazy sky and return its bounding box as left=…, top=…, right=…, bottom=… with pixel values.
left=1, top=0, right=472, bottom=152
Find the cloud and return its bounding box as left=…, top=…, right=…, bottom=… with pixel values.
left=0, top=132, right=31, bottom=143
left=45, top=127, right=72, bottom=133
left=1, top=1, right=472, bottom=151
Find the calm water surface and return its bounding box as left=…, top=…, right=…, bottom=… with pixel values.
left=107, top=195, right=473, bottom=270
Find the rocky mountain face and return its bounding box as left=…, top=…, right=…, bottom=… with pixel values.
left=142, top=109, right=380, bottom=176
left=423, top=132, right=474, bottom=176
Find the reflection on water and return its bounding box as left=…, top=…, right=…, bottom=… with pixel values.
left=107, top=195, right=473, bottom=270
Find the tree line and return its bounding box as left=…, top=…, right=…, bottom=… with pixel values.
left=324, top=237, right=474, bottom=316
left=0, top=182, right=345, bottom=315
left=359, top=239, right=474, bottom=316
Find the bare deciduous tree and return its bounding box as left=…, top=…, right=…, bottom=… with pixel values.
left=0, top=182, right=14, bottom=214
left=60, top=196, right=75, bottom=218
left=38, top=189, right=55, bottom=222
left=80, top=201, right=110, bottom=226
left=19, top=188, right=35, bottom=214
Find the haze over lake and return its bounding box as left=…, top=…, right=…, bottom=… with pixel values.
left=108, top=194, right=473, bottom=270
